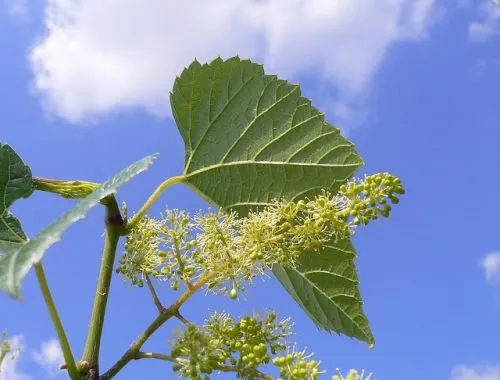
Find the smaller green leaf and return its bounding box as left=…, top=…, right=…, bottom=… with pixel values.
left=0, top=154, right=157, bottom=298
left=272, top=239, right=374, bottom=345
left=0, top=143, right=33, bottom=243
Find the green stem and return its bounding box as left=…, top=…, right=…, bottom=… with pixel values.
left=145, top=275, right=164, bottom=312
left=173, top=239, right=192, bottom=288
left=80, top=196, right=124, bottom=378
left=99, top=273, right=213, bottom=380
left=125, top=176, right=183, bottom=232
left=134, top=352, right=174, bottom=362
left=35, top=263, right=79, bottom=379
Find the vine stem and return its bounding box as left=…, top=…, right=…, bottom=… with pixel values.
left=99, top=273, right=213, bottom=380
left=35, top=263, right=79, bottom=379
left=125, top=176, right=184, bottom=232
left=80, top=196, right=124, bottom=378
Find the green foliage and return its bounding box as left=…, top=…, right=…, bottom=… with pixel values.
left=171, top=56, right=362, bottom=216
left=0, top=56, right=405, bottom=379
left=170, top=57, right=373, bottom=341
left=0, top=153, right=156, bottom=297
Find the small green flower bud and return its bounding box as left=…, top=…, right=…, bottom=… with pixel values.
left=171, top=280, right=179, bottom=291
left=172, top=363, right=182, bottom=372
left=230, top=288, right=238, bottom=299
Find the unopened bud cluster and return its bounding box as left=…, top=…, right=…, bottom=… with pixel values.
left=117, top=173, right=404, bottom=297
left=273, top=350, right=323, bottom=379
left=170, top=312, right=327, bottom=380
left=339, top=173, right=405, bottom=226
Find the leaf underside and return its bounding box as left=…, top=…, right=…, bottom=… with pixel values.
left=171, top=57, right=374, bottom=344
left=272, top=240, right=373, bottom=344
left=171, top=57, right=361, bottom=215
left=0, top=153, right=157, bottom=298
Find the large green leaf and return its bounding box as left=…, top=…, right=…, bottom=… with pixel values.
left=171, top=57, right=373, bottom=344
left=0, top=143, right=33, bottom=244
left=171, top=57, right=362, bottom=215
left=0, top=154, right=156, bottom=298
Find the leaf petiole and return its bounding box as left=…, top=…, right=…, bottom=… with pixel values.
left=35, top=263, right=80, bottom=379
left=125, top=176, right=184, bottom=233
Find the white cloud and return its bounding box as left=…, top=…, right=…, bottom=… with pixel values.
left=0, top=337, right=63, bottom=380
left=481, top=252, right=500, bottom=283
left=29, top=0, right=437, bottom=124
left=0, top=335, right=31, bottom=380
left=469, top=22, right=499, bottom=41
left=32, top=339, right=63, bottom=377
left=468, top=2, right=500, bottom=42
left=4, top=0, right=28, bottom=16
left=451, top=364, right=500, bottom=380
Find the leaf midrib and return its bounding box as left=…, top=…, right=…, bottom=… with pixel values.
left=183, top=159, right=361, bottom=177
left=0, top=152, right=26, bottom=243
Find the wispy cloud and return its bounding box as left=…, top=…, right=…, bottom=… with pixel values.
left=0, top=337, right=63, bottom=380
left=29, top=0, right=437, bottom=124
left=451, top=364, right=500, bottom=380
left=32, top=339, right=63, bottom=378
left=468, top=2, right=500, bottom=42
left=4, top=0, right=28, bottom=17
left=481, top=252, right=500, bottom=283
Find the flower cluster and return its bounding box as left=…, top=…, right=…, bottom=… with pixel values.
left=170, top=312, right=326, bottom=380
left=116, top=210, right=200, bottom=290
left=0, top=332, right=19, bottom=369
left=332, top=369, right=373, bottom=380
left=117, top=173, right=404, bottom=297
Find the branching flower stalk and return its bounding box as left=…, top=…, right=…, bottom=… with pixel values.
left=103, top=173, right=404, bottom=379
left=2, top=170, right=402, bottom=379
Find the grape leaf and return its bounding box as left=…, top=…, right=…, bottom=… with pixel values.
left=0, top=143, right=33, bottom=244
left=0, top=154, right=156, bottom=298
left=172, top=57, right=362, bottom=215
left=171, top=57, right=373, bottom=344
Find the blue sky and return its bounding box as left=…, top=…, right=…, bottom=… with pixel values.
left=1, top=1, right=500, bottom=379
